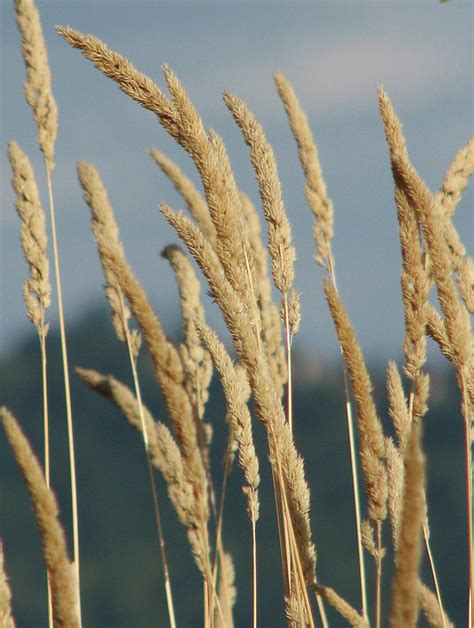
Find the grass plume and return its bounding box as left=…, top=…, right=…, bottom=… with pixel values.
left=1, top=408, right=80, bottom=628
left=3, top=8, right=472, bottom=626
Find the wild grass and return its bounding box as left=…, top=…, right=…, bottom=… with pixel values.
left=2, top=1, right=472, bottom=626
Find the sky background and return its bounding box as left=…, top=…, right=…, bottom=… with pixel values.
left=1, top=0, right=472, bottom=364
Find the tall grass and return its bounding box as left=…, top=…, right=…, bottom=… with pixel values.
left=2, top=1, right=472, bottom=626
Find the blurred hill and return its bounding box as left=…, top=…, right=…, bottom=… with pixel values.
left=0, top=307, right=467, bottom=626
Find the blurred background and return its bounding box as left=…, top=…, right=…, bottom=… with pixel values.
left=0, top=1, right=472, bottom=625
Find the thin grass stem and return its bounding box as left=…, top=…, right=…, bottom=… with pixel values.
left=283, top=292, right=293, bottom=432
left=204, top=579, right=209, bottom=628
left=345, top=392, right=368, bottom=621
left=120, top=296, right=177, bottom=628
left=39, top=323, right=53, bottom=628
left=422, top=522, right=446, bottom=628
left=211, top=455, right=231, bottom=594
left=39, top=326, right=50, bottom=489
left=45, top=167, right=81, bottom=619
left=270, top=424, right=316, bottom=627
left=312, top=587, right=329, bottom=628
left=461, top=372, right=473, bottom=628
left=284, top=499, right=315, bottom=628
left=272, top=465, right=292, bottom=599
left=202, top=524, right=224, bottom=628
left=146, top=451, right=176, bottom=628
left=407, top=384, right=445, bottom=626
left=251, top=518, right=258, bottom=628
left=328, top=255, right=367, bottom=621
left=375, top=521, right=382, bottom=628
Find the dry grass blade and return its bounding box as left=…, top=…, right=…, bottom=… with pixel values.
left=394, top=187, right=429, bottom=384
left=426, top=305, right=456, bottom=363
left=160, top=204, right=317, bottom=586
left=9, top=139, right=53, bottom=625
left=161, top=66, right=256, bottom=320
left=275, top=72, right=369, bottom=620
left=77, top=161, right=211, bottom=581
left=95, top=238, right=205, bottom=488
left=223, top=91, right=295, bottom=297
left=386, top=362, right=411, bottom=451
left=434, top=138, right=473, bottom=278
left=223, top=89, right=298, bottom=442
left=456, top=256, right=474, bottom=314
left=161, top=244, right=213, bottom=425
left=55, top=26, right=248, bottom=322
left=314, top=585, right=368, bottom=627
left=1, top=408, right=80, bottom=628
left=214, top=551, right=236, bottom=628
left=75, top=368, right=207, bottom=572
left=435, top=137, right=474, bottom=219
left=56, top=26, right=177, bottom=133
left=77, top=160, right=176, bottom=626
left=76, top=368, right=166, bottom=472
left=274, top=72, right=334, bottom=272
left=239, top=191, right=287, bottom=396
left=7, top=8, right=471, bottom=623
left=380, top=87, right=473, bottom=624
left=0, top=542, right=15, bottom=628
left=17, top=3, right=79, bottom=594
left=14, top=0, right=57, bottom=170
left=418, top=582, right=454, bottom=628
left=323, top=280, right=387, bottom=523
left=161, top=245, right=217, bottom=600
left=149, top=148, right=216, bottom=245
left=390, top=422, right=425, bottom=627
left=77, top=161, right=142, bottom=355
left=195, top=319, right=260, bottom=522
left=76, top=367, right=182, bottom=487
left=96, top=243, right=211, bottom=580
left=385, top=437, right=404, bottom=555
left=8, top=141, right=51, bottom=331
left=388, top=174, right=443, bottom=613
left=378, top=87, right=471, bottom=373
left=323, top=279, right=387, bottom=625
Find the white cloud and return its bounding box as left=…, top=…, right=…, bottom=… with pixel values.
left=196, top=35, right=467, bottom=120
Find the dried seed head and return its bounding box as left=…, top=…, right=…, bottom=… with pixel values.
left=9, top=141, right=51, bottom=333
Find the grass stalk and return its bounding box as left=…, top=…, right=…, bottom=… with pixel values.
left=273, top=488, right=316, bottom=627
left=312, top=587, right=329, bottom=628
left=422, top=523, right=446, bottom=628
left=202, top=525, right=224, bottom=628
left=251, top=518, right=257, bottom=628
left=345, top=390, right=368, bottom=621
left=461, top=372, right=473, bottom=628
left=285, top=506, right=315, bottom=628
left=7, top=19, right=473, bottom=625
left=270, top=424, right=316, bottom=627
left=283, top=292, right=293, bottom=432
left=375, top=521, right=382, bottom=628
left=204, top=578, right=209, bottom=628
left=39, top=325, right=53, bottom=628
left=120, top=295, right=177, bottom=628
left=407, top=386, right=446, bottom=628
left=38, top=324, right=50, bottom=489
left=244, top=240, right=292, bottom=608
left=272, top=466, right=292, bottom=600
left=45, top=167, right=80, bottom=607
left=211, top=456, right=231, bottom=597
left=329, top=258, right=368, bottom=621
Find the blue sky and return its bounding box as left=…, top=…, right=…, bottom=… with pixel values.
left=1, top=1, right=472, bottom=363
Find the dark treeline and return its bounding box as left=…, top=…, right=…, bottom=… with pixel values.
left=0, top=308, right=465, bottom=626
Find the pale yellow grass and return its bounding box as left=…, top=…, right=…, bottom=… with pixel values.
left=2, top=5, right=471, bottom=628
